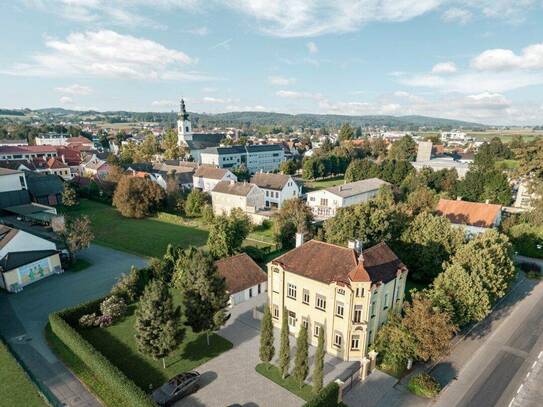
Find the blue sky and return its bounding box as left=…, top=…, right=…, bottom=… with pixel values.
left=1, top=1, right=543, bottom=125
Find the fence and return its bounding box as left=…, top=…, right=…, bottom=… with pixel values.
left=340, top=364, right=362, bottom=395
left=1, top=336, right=63, bottom=406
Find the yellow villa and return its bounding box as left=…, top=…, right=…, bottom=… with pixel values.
left=267, top=237, right=408, bottom=361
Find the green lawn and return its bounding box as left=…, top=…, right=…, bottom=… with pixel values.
left=77, top=290, right=233, bottom=390
left=303, top=176, right=345, bottom=192
left=509, top=223, right=543, bottom=259
left=63, top=199, right=209, bottom=258
left=255, top=362, right=315, bottom=401
left=0, top=340, right=48, bottom=407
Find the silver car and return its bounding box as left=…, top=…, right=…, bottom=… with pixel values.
left=151, top=371, right=201, bottom=406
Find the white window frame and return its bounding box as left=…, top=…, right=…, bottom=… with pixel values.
left=351, top=335, right=360, bottom=350
left=334, top=331, right=342, bottom=348
left=272, top=304, right=279, bottom=319
left=315, top=294, right=326, bottom=311
left=288, top=311, right=296, bottom=328
left=336, top=301, right=344, bottom=318
left=287, top=283, right=297, bottom=300
left=302, top=289, right=310, bottom=305
left=353, top=305, right=363, bottom=323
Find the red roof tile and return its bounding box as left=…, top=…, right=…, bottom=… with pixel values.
left=215, top=253, right=267, bottom=294
left=436, top=198, right=502, bottom=228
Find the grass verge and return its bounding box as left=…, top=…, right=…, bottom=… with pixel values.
left=67, top=258, right=92, bottom=272
left=407, top=373, right=441, bottom=399
left=0, top=338, right=48, bottom=407
left=255, top=362, right=314, bottom=401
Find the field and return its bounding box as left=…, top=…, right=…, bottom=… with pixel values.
left=467, top=130, right=543, bottom=143
left=77, top=290, right=232, bottom=390
left=303, top=175, right=345, bottom=192
left=0, top=340, right=47, bottom=407
left=63, top=199, right=210, bottom=258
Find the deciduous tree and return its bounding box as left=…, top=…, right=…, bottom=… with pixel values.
left=207, top=209, right=250, bottom=258
left=112, top=175, right=165, bottom=218
left=388, top=135, right=417, bottom=161
left=273, top=198, right=314, bottom=249
left=184, top=189, right=211, bottom=217
left=62, top=215, right=94, bottom=261
left=374, top=314, right=416, bottom=369
left=61, top=183, right=78, bottom=207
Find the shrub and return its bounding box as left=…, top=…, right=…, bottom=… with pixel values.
left=97, top=315, right=113, bottom=328
left=303, top=382, right=339, bottom=407
left=79, top=313, right=99, bottom=328
left=49, top=304, right=154, bottom=407
left=201, top=204, right=214, bottom=224
left=110, top=267, right=152, bottom=303
left=100, top=296, right=127, bottom=321
left=407, top=373, right=441, bottom=398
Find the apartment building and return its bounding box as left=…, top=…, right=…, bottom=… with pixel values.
left=210, top=180, right=264, bottom=216
left=267, top=238, right=408, bottom=361
left=306, top=178, right=389, bottom=220
left=200, top=144, right=285, bottom=173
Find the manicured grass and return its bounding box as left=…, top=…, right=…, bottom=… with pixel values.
left=303, top=176, right=345, bottom=192
left=45, top=324, right=127, bottom=407
left=67, top=258, right=92, bottom=272
left=0, top=339, right=48, bottom=407
left=63, top=199, right=209, bottom=258
left=495, top=159, right=520, bottom=170
left=509, top=223, right=543, bottom=259
left=255, top=362, right=314, bottom=401
left=379, top=361, right=406, bottom=379
left=77, top=290, right=233, bottom=390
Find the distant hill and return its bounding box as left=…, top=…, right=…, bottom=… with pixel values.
left=25, top=108, right=486, bottom=129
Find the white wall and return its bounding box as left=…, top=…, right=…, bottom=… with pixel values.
left=0, top=230, right=57, bottom=259
left=230, top=282, right=267, bottom=305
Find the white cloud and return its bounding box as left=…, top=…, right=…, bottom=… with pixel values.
left=307, top=41, right=318, bottom=54
left=471, top=43, right=543, bottom=71
left=185, top=26, right=209, bottom=36
left=442, top=8, right=472, bottom=24
left=59, top=96, right=73, bottom=104
left=202, top=96, right=226, bottom=103
left=268, top=76, right=296, bottom=86
left=1, top=30, right=209, bottom=81
left=431, top=61, right=457, bottom=74
left=275, top=90, right=322, bottom=100
left=55, top=84, right=92, bottom=95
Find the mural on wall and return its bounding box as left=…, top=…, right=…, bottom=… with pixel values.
left=18, top=258, right=51, bottom=286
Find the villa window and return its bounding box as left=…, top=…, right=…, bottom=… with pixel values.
left=355, top=287, right=364, bottom=297
left=337, top=288, right=345, bottom=296
left=353, top=305, right=363, bottom=323
left=314, top=324, right=321, bottom=338
left=351, top=335, right=360, bottom=350
left=320, top=198, right=328, bottom=206
left=302, top=317, right=309, bottom=330
left=316, top=294, right=326, bottom=311
left=336, top=301, right=344, bottom=318
left=287, top=283, right=297, bottom=300
left=334, top=331, right=342, bottom=348
left=272, top=305, right=279, bottom=319
left=303, top=289, right=310, bottom=305
left=288, top=311, right=296, bottom=328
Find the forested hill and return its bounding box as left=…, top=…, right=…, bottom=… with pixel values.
left=13, top=108, right=486, bottom=129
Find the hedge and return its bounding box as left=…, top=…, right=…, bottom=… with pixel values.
left=303, top=382, right=340, bottom=407
left=49, top=299, right=155, bottom=407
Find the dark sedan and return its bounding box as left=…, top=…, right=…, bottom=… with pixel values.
left=151, top=371, right=201, bottom=406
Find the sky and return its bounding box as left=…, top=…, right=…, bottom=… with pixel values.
left=1, top=1, right=543, bottom=125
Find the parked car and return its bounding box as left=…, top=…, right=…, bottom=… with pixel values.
left=151, top=371, right=201, bottom=406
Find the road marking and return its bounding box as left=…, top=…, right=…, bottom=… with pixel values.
left=532, top=361, right=537, bottom=369
left=526, top=371, right=530, bottom=378
left=517, top=384, right=524, bottom=394
left=508, top=398, right=515, bottom=407
left=538, top=351, right=543, bottom=359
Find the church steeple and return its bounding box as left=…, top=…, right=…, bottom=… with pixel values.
left=179, top=99, right=189, bottom=121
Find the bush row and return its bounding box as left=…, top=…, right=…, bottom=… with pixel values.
left=49, top=300, right=155, bottom=407
left=303, top=382, right=340, bottom=407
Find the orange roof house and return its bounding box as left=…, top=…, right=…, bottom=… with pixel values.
left=436, top=198, right=502, bottom=233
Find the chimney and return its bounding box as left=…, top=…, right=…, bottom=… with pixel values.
left=295, top=232, right=304, bottom=248
left=485, top=199, right=490, bottom=204
left=457, top=196, right=462, bottom=201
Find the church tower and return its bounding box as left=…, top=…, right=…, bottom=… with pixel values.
left=177, top=99, right=192, bottom=146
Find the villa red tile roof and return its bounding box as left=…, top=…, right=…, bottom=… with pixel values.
left=436, top=198, right=502, bottom=228
left=215, top=253, right=267, bottom=294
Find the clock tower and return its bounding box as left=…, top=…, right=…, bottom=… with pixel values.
left=177, top=99, right=192, bottom=146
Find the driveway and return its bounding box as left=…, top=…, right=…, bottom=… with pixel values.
left=178, top=293, right=358, bottom=407
left=0, top=244, right=148, bottom=407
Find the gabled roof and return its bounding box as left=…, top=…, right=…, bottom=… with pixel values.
left=436, top=198, right=502, bottom=228
left=0, top=225, right=19, bottom=250
left=250, top=173, right=292, bottom=191
left=46, top=157, right=68, bottom=169
left=0, top=167, right=23, bottom=176
left=323, top=178, right=389, bottom=198
left=25, top=172, right=64, bottom=197
left=215, top=253, right=267, bottom=294
left=194, top=166, right=230, bottom=180
left=212, top=181, right=257, bottom=197
left=0, top=145, right=57, bottom=154
left=0, top=249, right=58, bottom=272
left=273, top=240, right=405, bottom=285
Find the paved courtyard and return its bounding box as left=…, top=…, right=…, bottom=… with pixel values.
left=178, top=293, right=358, bottom=407
left=0, top=244, right=148, bottom=407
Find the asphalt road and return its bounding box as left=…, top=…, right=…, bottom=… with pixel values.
left=436, top=270, right=543, bottom=407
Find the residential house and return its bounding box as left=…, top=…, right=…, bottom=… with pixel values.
left=31, top=157, right=72, bottom=180
left=306, top=178, right=389, bottom=220
left=0, top=146, right=58, bottom=161
left=215, top=253, right=267, bottom=306
left=200, top=144, right=285, bottom=173
left=412, top=142, right=470, bottom=178
left=35, top=132, right=68, bottom=146
left=0, top=140, right=28, bottom=147
left=514, top=180, right=539, bottom=210
left=268, top=238, right=408, bottom=361
left=80, top=155, right=111, bottom=178
left=193, top=166, right=237, bottom=192
left=250, top=172, right=300, bottom=208
left=436, top=198, right=502, bottom=236
left=25, top=172, right=64, bottom=206
left=0, top=225, right=62, bottom=292
left=210, top=180, right=264, bottom=217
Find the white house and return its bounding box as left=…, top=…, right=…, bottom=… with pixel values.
left=0, top=167, right=27, bottom=192
left=514, top=180, right=539, bottom=210
left=200, top=144, right=285, bottom=173
left=0, top=225, right=62, bottom=292
left=193, top=166, right=237, bottom=192
left=250, top=172, right=300, bottom=208
left=210, top=180, right=265, bottom=217
left=436, top=198, right=502, bottom=237
left=35, top=132, right=68, bottom=146
left=306, top=178, right=389, bottom=220
left=215, top=253, right=267, bottom=306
